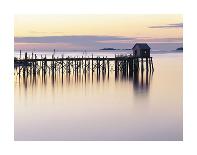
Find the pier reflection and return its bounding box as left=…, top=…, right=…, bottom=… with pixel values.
left=114, top=69, right=152, bottom=94
left=133, top=70, right=152, bottom=94
left=14, top=67, right=153, bottom=94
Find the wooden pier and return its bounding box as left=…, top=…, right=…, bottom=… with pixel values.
left=14, top=52, right=154, bottom=78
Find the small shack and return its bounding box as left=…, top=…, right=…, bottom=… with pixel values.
left=132, top=43, right=151, bottom=58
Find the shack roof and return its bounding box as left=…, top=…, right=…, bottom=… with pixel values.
left=132, top=43, right=151, bottom=50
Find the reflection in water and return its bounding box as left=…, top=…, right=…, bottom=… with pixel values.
left=15, top=68, right=153, bottom=95
left=114, top=69, right=152, bottom=95
left=133, top=70, right=152, bottom=94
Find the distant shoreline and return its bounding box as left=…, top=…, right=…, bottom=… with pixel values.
left=14, top=50, right=183, bottom=54
left=99, top=48, right=132, bottom=50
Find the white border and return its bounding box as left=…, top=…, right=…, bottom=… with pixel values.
left=1, top=0, right=197, bottom=155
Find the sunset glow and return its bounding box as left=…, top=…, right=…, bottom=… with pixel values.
left=15, top=14, right=183, bottom=50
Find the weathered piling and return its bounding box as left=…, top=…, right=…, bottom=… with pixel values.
left=23, top=52, right=27, bottom=76
left=107, top=59, right=109, bottom=76
left=20, top=50, right=21, bottom=60
left=151, top=57, right=154, bottom=71
left=85, top=58, right=87, bottom=74
left=92, top=54, right=93, bottom=72
left=14, top=52, right=154, bottom=79
left=141, top=57, right=144, bottom=72
left=61, top=55, right=64, bottom=75
left=146, top=57, right=148, bottom=71
left=68, top=57, right=70, bottom=74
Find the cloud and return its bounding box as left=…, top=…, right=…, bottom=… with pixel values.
left=14, top=35, right=134, bottom=44
left=14, top=35, right=135, bottom=50
left=15, top=35, right=182, bottom=44
left=14, top=43, right=77, bottom=50
left=148, top=23, right=183, bottom=29
left=96, top=40, right=132, bottom=44
left=14, top=35, right=183, bottom=50
left=134, top=37, right=182, bottom=43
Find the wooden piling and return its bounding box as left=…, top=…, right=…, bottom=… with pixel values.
left=107, top=59, right=109, bottom=75
left=20, top=50, right=21, bottom=60
left=151, top=57, right=154, bottom=71
left=74, top=58, right=76, bottom=73
left=92, top=54, right=93, bottom=72
left=14, top=51, right=154, bottom=79
left=85, top=58, right=86, bottom=74
left=61, top=55, right=64, bottom=75
left=141, top=57, right=144, bottom=72
left=98, top=57, right=100, bottom=74
left=96, top=58, right=98, bottom=75
left=146, top=57, right=148, bottom=71
left=149, top=57, right=152, bottom=71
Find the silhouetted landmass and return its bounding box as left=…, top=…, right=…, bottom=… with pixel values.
left=100, top=48, right=132, bottom=50
left=100, top=48, right=116, bottom=50
left=176, top=47, right=183, bottom=51
left=122, top=49, right=132, bottom=50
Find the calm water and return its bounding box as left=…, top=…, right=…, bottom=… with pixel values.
left=14, top=52, right=183, bottom=140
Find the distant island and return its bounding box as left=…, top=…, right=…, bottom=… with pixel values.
left=100, top=48, right=132, bottom=50
left=176, top=47, right=183, bottom=51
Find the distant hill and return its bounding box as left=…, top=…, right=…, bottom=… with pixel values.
left=176, top=47, right=183, bottom=51
left=100, top=48, right=132, bottom=50
left=100, top=48, right=116, bottom=50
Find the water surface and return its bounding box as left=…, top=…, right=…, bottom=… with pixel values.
left=14, top=52, right=183, bottom=140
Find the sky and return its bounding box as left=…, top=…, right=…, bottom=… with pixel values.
left=14, top=14, right=183, bottom=51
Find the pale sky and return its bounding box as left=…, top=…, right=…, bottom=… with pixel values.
left=14, top=14, right=183, bottom=50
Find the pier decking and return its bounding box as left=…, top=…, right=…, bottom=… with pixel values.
left=14, top=52, right=154, bottom=77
